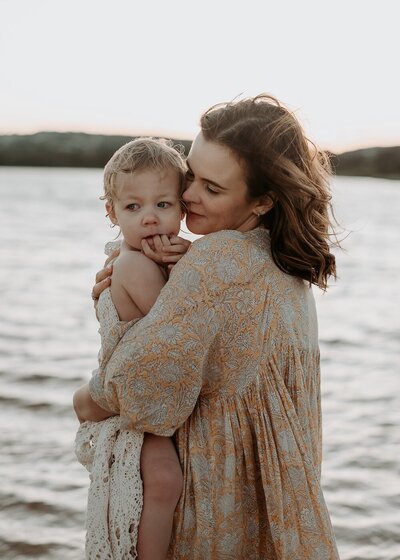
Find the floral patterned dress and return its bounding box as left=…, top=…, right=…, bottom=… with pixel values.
left=89, top=228, right=340, bottom=560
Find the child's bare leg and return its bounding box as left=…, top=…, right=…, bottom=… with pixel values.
left=137, top=434, right=183, bottom=560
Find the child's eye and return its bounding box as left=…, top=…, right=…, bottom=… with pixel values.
left=158, top=201, right=171, bottom=208
left=127, top=203, right=139, bottom=210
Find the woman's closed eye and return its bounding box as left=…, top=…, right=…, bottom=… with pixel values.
left=185, top=168, right=219, bottom=194
left=205, top=183, right=219, bottom=194
left=185, top=170, right=194, bottom=183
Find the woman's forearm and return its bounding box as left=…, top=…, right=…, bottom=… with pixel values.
left=73, top=383, right=115, bottom=423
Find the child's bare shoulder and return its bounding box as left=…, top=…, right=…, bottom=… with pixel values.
left=112, top=251, right=167, bottom=315
left=113, top=250, right=166, bottom=286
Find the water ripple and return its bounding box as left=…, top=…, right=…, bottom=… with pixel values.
left=1, top=169, right=399, bottom=559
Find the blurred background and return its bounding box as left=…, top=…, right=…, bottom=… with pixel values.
left=0, top=1, right=399, bottom=558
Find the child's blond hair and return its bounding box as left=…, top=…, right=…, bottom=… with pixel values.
left=102, top=137, right=187, bottom=210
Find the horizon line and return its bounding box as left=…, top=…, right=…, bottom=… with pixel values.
left=0, top=128, right=399, bottom=155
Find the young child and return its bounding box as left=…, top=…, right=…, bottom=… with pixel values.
left=74, top=138, right=191, bottom=560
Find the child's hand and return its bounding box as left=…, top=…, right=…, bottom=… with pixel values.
left=141, top=234, right=191, bottom=268
left=162, top=235, right=192, bottom=270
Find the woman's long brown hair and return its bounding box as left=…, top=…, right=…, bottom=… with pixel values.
left=200, top=94, right=338, bottom=290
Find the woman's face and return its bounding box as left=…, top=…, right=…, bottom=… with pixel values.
left=183, top=132, right=266, bottom=235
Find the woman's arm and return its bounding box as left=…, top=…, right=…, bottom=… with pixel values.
left=88, top=231, right=261, bottom=435
left=88, top=267, right=217, bottom=434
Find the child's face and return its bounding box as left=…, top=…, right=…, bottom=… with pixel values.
left=107, top=167, right=182, bottom=251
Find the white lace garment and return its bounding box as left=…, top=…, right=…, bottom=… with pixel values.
left=75, top=242, right=144, bottom=559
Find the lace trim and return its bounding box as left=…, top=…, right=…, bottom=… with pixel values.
left=75, top=418, right=143, bottom=559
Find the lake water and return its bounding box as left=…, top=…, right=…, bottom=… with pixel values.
left=0, top=167, right=399, bottom=560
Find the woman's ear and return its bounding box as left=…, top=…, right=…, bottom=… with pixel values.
left=105, top=202, right=118, bottom=225
left=253, top=193, right=275, bottom=217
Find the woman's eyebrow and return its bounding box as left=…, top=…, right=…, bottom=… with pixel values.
left=186, top=160, right=226, bottom=190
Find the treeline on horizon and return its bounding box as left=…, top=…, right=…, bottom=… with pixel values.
left=0, top=131, right=399, bottom=180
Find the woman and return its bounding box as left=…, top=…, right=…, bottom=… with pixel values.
left=75, top=94, right=340, bottom=559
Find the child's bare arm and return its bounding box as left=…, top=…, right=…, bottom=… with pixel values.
left=73, top=383, right=114, bottom=423
left=111, top=251, right=167, bottom=320
left=91, top=236, right=191, bottom=304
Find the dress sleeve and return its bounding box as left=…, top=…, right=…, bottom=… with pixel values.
left=88, top=233, right=241, bottom=436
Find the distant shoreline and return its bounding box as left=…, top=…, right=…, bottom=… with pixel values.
left=0, top=132, right=399, bottom=180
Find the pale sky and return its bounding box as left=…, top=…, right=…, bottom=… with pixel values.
left=1, top=0, right=399, bottom=152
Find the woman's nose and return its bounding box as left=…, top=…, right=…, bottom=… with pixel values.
left=182, top=181, right=198, bottom=203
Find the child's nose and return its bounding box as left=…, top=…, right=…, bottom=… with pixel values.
left=142, top=212, right=159, bottom=225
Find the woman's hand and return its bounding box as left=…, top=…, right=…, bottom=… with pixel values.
left=91, top=249, right=119, bottom=302
left=141, top=235, right=191, bottom=270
